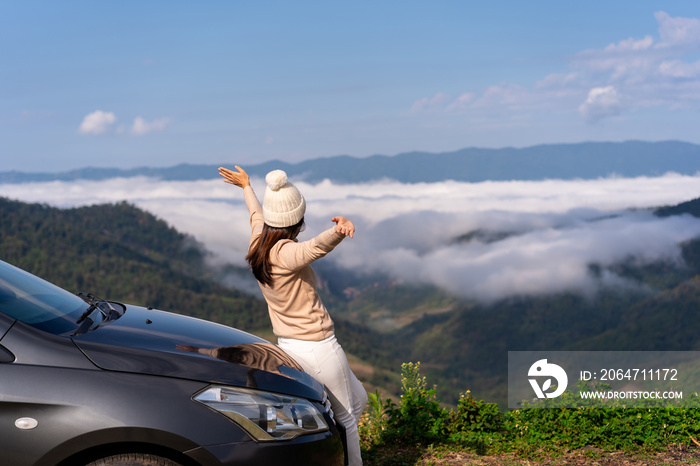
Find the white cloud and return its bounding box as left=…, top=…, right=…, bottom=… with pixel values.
left=411, top=11, right=700, bottom=124
left=578, top=86, right=622, bottom=123
left=563, top=11, right=700, bottom=116
left=131, top=116, right=170, bottom=135
left=471, top=83, right=531, bottom=111
left=445, top=92, right=476, bottom=112
left=2, top=174, right=700, bottom=303
left=339, top=210, right=699, bottom=302
left=535, top=72, right=581, bottom=94
left=412, top=85, right=532, bottom=116
left=409, top=93, right=452, bottom=113
left=659, top=59, right=700, bottom=78
left=78, top=110, right=117, bottom=135
left=655, top=11, right=700, bottom=49
left=574, top=37, right=659, bottom=81
left=78, top=112, right=170, bottom=136
left=608, top=36, right=655, bottom=53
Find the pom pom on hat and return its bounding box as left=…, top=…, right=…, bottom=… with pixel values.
left=266, top=170, right=288, bottom=191
left=262, top=170, right=306, bottom=228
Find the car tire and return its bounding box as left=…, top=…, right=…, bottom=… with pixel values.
left=85, top=453, right=183, bottom=466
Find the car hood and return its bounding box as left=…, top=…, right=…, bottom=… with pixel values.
left=72, top=305, right=324, bottom=401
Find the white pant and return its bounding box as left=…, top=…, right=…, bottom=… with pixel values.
left=278, top=334, right=368, bottom=466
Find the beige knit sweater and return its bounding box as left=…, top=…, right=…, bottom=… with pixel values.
left=244, top=186, right=345, bottom=341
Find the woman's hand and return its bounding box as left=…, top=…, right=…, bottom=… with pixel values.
left=176, top=344, right=199, bottom=353
left=332, top=216, right=355, bottom=238
left=218, top=166, right=250, bottom=188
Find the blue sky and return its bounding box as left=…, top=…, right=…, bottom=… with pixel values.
left=3, top=1, right=700, bottom=172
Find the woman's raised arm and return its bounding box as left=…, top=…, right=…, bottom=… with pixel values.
left=218, top=165, right=250, bottom=188
left=332, top=216, right=355, bottom=238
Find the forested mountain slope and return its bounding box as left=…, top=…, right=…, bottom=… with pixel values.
left=0, top=197, right=268, bottom=330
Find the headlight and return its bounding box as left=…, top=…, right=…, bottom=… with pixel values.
left=193, top=386, right=330, bottom=442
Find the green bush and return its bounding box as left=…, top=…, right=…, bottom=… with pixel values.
left=361, top=361, right=700, bottom=459
left=360, top=390, right=393, bottom=448
left=506, top=387, right=700, bottom=453
left=383, top=362, right=449, bottom=445
left=450, top=390, right=504, bottom=434
left=446, top=391, right=506, bottom=454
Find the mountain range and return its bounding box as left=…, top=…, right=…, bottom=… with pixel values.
left=2, top=140, right=700, bottom=184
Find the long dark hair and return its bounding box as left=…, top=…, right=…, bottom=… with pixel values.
left=246, top=218, right=305, bottom=286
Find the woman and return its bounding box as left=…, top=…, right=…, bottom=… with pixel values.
left=219, top=165, right=368, bottom=465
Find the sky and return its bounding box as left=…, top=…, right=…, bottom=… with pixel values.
left=3, top=1, right=700, bottom=172
left=3, top=174, right=700, bottom=302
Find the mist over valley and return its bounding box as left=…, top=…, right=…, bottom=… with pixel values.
left=2, top=147, right=700, bottom=404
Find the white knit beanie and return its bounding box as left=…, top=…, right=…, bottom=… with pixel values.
left=262, top=170, right=306, bottom=228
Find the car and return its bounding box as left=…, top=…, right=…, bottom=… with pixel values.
left=0, top=259, right=346, bottom=466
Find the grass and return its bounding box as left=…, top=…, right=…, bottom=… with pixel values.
left=359, top=362, right=700, bottom=466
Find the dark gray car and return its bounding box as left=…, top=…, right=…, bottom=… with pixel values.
left=0, top=259, right=345, bottom=465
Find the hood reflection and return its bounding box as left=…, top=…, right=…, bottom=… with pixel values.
left=176, top=342, right=303, bottom=386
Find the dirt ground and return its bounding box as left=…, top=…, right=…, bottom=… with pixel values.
left=427, top=450, right=700, bottom=465
left=365, top=444, right=700, bottom=465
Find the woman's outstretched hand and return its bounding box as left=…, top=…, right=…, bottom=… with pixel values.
left=218, top=166, right=250, bottom=188
left=332, top=216, right=355, bottom=238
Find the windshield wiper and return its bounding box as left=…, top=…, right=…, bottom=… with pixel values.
left=76, top=292, right=111, bottom=322
left=74, top=292, right=122, bottom=331
left=74, top=293, right=122, bottom=336
left=76, top=302, right=99, bottom=324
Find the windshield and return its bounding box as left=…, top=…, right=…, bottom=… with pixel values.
left=0, top=260, right=88, bottom=335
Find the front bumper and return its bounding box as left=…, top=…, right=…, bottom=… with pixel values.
left=186, top=429, right=345, bottom=466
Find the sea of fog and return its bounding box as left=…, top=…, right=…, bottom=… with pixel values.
left=2, top=173, right=700, bottom=302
